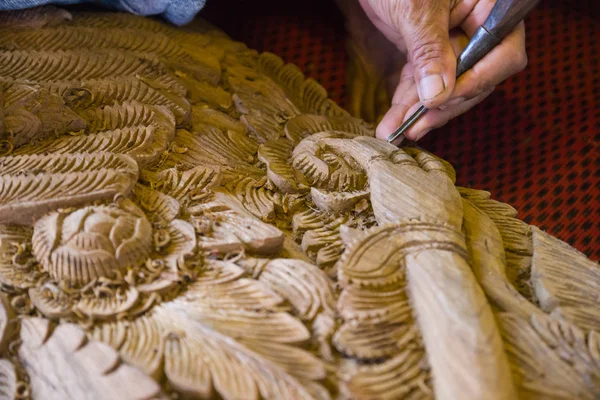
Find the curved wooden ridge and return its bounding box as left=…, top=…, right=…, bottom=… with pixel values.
left=0, top=6, right=598, bottom=400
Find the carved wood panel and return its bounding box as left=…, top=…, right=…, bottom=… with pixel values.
left=0, top=6, right=598, bottom=400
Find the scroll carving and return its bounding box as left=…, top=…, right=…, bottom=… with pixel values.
left=0, top=7, right=597, bottom=400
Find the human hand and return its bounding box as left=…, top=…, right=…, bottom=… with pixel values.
left=357, top=0, right=528, bottom=142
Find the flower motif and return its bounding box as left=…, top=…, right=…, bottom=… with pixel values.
left=32, top=200, right=153, bottom=287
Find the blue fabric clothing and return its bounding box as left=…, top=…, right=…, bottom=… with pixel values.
left=0, top=0, right=206, bottom=25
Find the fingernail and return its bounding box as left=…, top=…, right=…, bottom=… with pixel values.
left=439, top=96, right=466, bottom=110
left=418, top=74, right=445, bottom=101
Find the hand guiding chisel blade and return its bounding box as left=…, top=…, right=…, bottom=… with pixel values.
left=387, top=0, right=541, bottom=144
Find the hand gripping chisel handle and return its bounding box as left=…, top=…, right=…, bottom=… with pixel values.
left=387, top=0, right=541, bottom=144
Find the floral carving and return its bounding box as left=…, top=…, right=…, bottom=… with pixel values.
left=32, top=200, right=152, bottom=286
left=0, top=7, right=597, bottom=400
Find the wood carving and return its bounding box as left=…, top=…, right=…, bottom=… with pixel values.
left=0, top=6, right=597, bottom=400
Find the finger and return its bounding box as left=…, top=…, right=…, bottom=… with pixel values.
left=451, top=22, right=527, bottom=101
left=375, top=62, right=419, bottom=140
left=402, top=86, right=495, bottom=141
left=376, top=30, right=469, bottom=140
left=365, top=0, right=457, bottom=108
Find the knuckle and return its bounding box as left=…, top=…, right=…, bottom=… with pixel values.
left=410, top=38, right=447, bottom=69
left=513, top=50, right=528, bottom=72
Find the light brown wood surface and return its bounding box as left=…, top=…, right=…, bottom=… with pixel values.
left=0, top=6, right=597, bottom=400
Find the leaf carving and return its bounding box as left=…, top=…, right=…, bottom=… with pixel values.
left=499, top=312, right=600, bottom=399
left=3, top=85, right=86, bottom=147
left=257, top=52, right=349, bottom=117
left=0, top=152, right=138, bottom=224
left=16, top=125, right=172, bottom=166
left=0, top=27, right=220, bottom=84
left=224, top=176, right=278, bottom=222
left=284, top=113, right=373, bottom=144
left=0, top=50, right=184, bottom=94
left=530, top=226, right=600, bottom=331
left=190, top=106, right=246, bottom=134
left=245, top=258, right=336, bottom=321
left=343, top=348, right=432, bottom=400
left=132, top=184, right=180, bottom=224
left=228, top=69, right=300, bottom=143
left=166, top=127, right=261, bottom=175
left=91, top=264, right=329, bottom=400
left=258, top=138, right=309, bottom=193
left=19, top=317, right=165, bottom=399
left=80, top=101, right=175, bottom=135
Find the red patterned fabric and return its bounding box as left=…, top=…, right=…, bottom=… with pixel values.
left=203, top=0, right=599, bottom=259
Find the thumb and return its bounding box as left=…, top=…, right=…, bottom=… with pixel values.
left=396, top=3, right=456, bottom=108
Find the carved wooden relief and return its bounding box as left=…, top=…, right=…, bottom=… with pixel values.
left=0, top=7, right=598, bottom=400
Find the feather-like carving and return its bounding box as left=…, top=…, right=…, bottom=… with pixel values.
left=3, top=85, right=86, bottom=147
left=343, top=348, right=432, bottom=400
left=228, top=70, right=300, bottom=143
left=253, top=258, right=336, bottom=321
left=499, top=312, right=600, bottom=399
left=144, top=165, right=221, bottom=203
left=292, top=207, right=333, bottom=234
left=158, top=219, right=197, bottom=271
left=0, top=27, right=221, bottom=84
left=182, top=260, right=284, bottom=310
left=258, top=138, right=309, bottom=193
left=337, top=285, right=410, bottom=323
left=163, top=335, right=214, bottom=398
left=92, top=301, right=327, bottom=400
left=0, top=152, right=138, bottom=224
left=166, top=127, right=262, bottom=175
left=183, top=77, right=232, bottom=109
left=32, top=201, right=153, bottom=286
left=190, top=106, right=246, bottom=134
left=461, top=197, right=542, bottom=319
left=0, top=50, right=184, bottom=94
left=2, top=7, right=598, bottom=400
left=530, top=227, right=600, bottom=331
left=224, top=176, right=278, bottom=222
left=80, top=101, right=175, bottom=135
left=19, top=317, right=164, bottom=399
left=257, top=52, right=349, bottom=117
left=16, top=125, right=171, bottom=166
left=334, top=320, right=419, bottom=359
left=284, top=113, right=373, bottom=144
left=131, top=184, right=180, bottom=223
left=75, top=287, right=140, bottom=320
left=459, top=187, right=535, bottom=300
left=40, top=77, right=191, bottom=125
left=338, top=223, right=465, bottom=287
left=66, top=11, right=229, bottom=58
left=92, top=315, right=165, bottom=380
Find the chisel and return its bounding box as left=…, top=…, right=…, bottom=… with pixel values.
left=387, top=0, right=541, bottom=144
